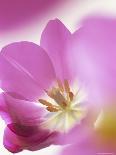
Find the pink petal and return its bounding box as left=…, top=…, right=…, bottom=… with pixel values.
left=1, top=92, right=59, bottom=153
left=0, top=42, right=56, bottom=101
left=40, top=19, right=72, bottom=81
left=3, top=127, right=23, bottom=153
left=3, top=125, right=58, bottom=153
left=66, top=17, right=116, bottom=104
left=7, top=123, right=39, bottom=137
left=27, top=131, right=58, bottom=151
left=60, top=144, right=94, bottom=155
left=0, top=92, right=47, bottom=125
left=61, top=131, right=116, bottom=155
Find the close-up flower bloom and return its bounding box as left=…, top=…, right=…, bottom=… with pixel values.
left=59, top=17, right=116, bottom=155
left=1, top=13, right=116, bottom=155
left=0, top=19, right=95, bottom=153
left=0, top=0, right=116, bottom=155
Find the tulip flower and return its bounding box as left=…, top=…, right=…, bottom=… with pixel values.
left=60, top=16, right=116, bottom=155
left=0, top=19, right=91, bottom=153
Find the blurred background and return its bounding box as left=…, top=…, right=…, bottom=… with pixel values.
left=0, top=0, right=116, bottom=154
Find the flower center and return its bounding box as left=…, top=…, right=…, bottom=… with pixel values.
left=39, top=79, right=87, bottom=132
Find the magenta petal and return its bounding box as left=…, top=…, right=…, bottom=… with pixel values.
left=0, top=93, right=12, bottom=124
left=27, top=131, right=58, bottom=151
left=3, top=127, right=23, bottom=153
left=0, top=92, right=47, bottom=125
left=40, top=19, right=72, bottom=80
left=0, top=41, right=56, bottom=101
left=7, top=123, right=39, bottom=137
left=4, top=125, right=58, bottom=153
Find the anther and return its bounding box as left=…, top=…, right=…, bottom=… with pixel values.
left=64, top=79, right=70, bottom=93
left=69, top=92, right=74, bottom=101
left=46, top=106, right=60, bottom=112
left=39, top=80, right=75, bottom=113
left=39, top=99, right=53, bottom=107
left=62, top=101, right=67, bottom=107
left=57, top=79, right=64, bottom=92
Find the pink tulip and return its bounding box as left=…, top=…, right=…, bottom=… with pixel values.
left=0, top=19, right=90, bottom=153
left=60, top=16, right=116, bottom=155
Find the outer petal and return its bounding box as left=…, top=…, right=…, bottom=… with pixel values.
left=0, top=92, right=47, bottom=125
left=0, top=92, right=59, bottom=153
left=3, top=125, right=58, bottom=153
left=3, top=127, right=23, bottom=153
left=67, top=17, right=116, bottom=104
left=0, top=41, right=56, bottom=101
left=40, top=19, right=72, bottom=81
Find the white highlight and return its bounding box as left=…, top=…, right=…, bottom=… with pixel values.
left=94, top=110, right=103, bottom=128
left=0, top=88, right=4, bottom=93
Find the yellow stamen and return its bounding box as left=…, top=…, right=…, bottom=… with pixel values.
left=39, top=99, right=53, bottom=107
left=46, top=106, right=60, bottom=112
left=47, top=87, right=66, bottom=107
left=38, top=79, right=86, bottom=132
left=39, top=80, right=72, bottom=110
left=62, top=101, right=67, bottom=107
left=69, top=92, right=74, bottom=101
left=64, top=79, right=70, bottom=93
left=47, top=87, right=59, bottom=99
left=57, top=79, right=64, bottom=92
